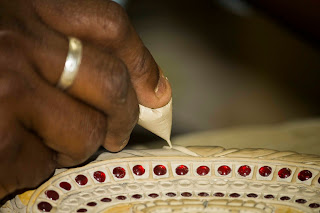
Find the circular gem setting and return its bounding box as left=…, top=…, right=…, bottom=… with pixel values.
left=132, top=165, right=145, bottom=176
left=59, top=182, right=71, bottom=191
left=278, top=168, right=291, bottom=179
left=259, top=166, right=272, bottom=177
left=113, top=167, right=126, bottom=179
left=93, top=171, right=106, bottom=182
left=218, top=165, right=231, bottom=176
left=238, top=165, right=251, bottom=177
left=153, top=165, right=167, bottom=176
left=37, top=202, right=52, bottom=212
left=298, top=170, right=312, bottom=181
left=75, top=175, right=88, bottom=186
left=176, top=165, right=189, bottom=175
left=45, top=190, right=59, bottom=201
left=196, top=166, right=210, bottom=176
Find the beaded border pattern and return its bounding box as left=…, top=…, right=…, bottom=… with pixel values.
left=25, top=146, right=320, bottom=213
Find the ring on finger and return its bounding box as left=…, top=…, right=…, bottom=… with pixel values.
left=57, top=37, right=82, bottom=90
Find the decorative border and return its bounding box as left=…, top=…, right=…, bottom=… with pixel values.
left=1, top=146, right=319, bottom=212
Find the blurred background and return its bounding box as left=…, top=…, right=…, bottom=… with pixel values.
left=119, top=0, right=320, bottom=149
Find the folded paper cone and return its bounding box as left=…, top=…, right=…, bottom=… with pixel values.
left=138, top=99, right=172, bottom=148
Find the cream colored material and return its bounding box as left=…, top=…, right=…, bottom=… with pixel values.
left=3, top=146, right=319, bottom=212
left=138, top=99, right=172, bottom=147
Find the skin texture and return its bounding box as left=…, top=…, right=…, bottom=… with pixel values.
left=0, top=0, right=171, bottom=200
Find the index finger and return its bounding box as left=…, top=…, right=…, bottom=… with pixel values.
left=32, top=0, right=172, bottom=108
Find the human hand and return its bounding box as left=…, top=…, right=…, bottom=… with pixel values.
left=0, top=0, right=171, bottom=200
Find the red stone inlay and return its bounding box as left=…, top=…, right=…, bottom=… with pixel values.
left=214, top=192, right=225, bottom=197
left=247, top=193, right=258, bottom=198
left=166, top=192, right=176, bottom=197
left=87, top=202, right=97, bottom=207
left=181, top=192, right=192, bottom=197
left=295, top=199, right=307, bottom=204
left=264, top=194, right=274, bottom=199
left=132, top=165, right=145, bottom=176
left=218, top=165, right=231, bottom=176
left=259, top=166, right=272, bottom=177
left=45, top=190, right=59, bottom=201
left=278, top=168, right=291, bottom=179
left=113, top=167, right=126, bottom=178
left=298, top=170, right=312, bottom=181
left=196, top=166, right=210, bottom=176
left=238, top=165, right=251, bottom=177
left=148, top=193, right=159, bottom=198
left=280, top=196, right=291, bottom=201
left=100, top=198, right=112, bottom=202
left=77, top=209, right=87, bottom=212
left=153, top=165, right=167, bottom=176
left=230, top=193, right=240, bottom=198
left=309, top=203, right=320, bottom=208
left=75, top=175, right=88, bottom=185
left=37, top=202, right=52, bottom=212
left=175, top=165, right=189, bottom=175
left=116, top=195, right=127, bottom=200
left=132, top=194, right=142, bottom=199
left=198, top=192, right=209, bottom=197
left=59, top=182, right=71, bottom=191
left=93, top=171, right=106, bottom=182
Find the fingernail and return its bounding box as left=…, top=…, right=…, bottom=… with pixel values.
left=119, top=137, right=130, bottom=150
left=155, top=74, right=168, bottom=98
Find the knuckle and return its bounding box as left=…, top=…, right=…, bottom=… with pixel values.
left=62, top=112, right=107, bottom=165
left=0, top=75, right=22, bottom=102
left=99, top=1, right=130, bottom=41
left=101, top=59, right=129, bottom=103
left=131, top=47, right=155, bottom=80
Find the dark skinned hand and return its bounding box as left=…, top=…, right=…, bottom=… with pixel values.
left=0, top=0, right=172, bottom=200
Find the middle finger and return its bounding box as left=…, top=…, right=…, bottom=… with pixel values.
left=27, top=28, right=139, bottom=151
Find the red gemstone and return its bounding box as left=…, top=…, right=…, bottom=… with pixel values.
left=298, top=170, right=312, bottom=181
left=181, top=192, right=192, bottom=197
left=259, top=166, right=272, bottom=177
left=278, top=168, right=291, bottom=179
left=113, top=167, right=126, bottom=179
left=77, top=209, right=87, bottom=212
left=238, top=165, right=251, bottom=177
left=214, top=192, right=224, bottom=197
left=247, top=193, right=258, bottom=198
left=132, top=165, right=145, bottom=176
left=309, top=203, right=320, bottom=208
left=176, top=165, right=189, bottom=175
left=132, top=194, right=142, bottom=199
left=116, top=195, right=126, bottom=200
left=295, top=199, right=307, bottom=204
left=264, top=194, right=274, bottom=199
left=59, top=182, right=71, bottom=191
left=166, top=192, right=176, bottom=197
left=37, top=202, right=52, bottom=212
left=75, top=175, right=88, bottom=185
left=198, top=192, right=209, bottom=197
left=230, top=193, right=240, bottom=198
left=148, top=193, right=159, bottom=198
left=100, top=198, right=112, bottom=202
left=280, top=196, right=290, bottom=201
left=218, top=165, right=231, bottom=176
left=153, top=165, right=167, bottom=176
left=93, top=171, right=106, bottom=182
left=87, top=202, right=97, bottom=206
left=45, top=190, right=59, bottom=201
left=196, top=166, right=210, bottom=176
